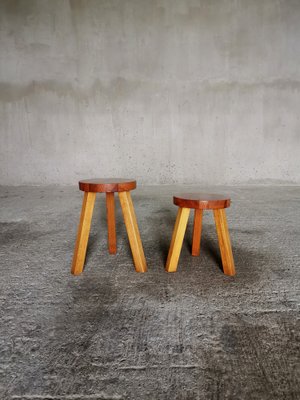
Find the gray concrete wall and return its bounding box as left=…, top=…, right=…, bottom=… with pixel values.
left=0, top=0, right=299, bottom=185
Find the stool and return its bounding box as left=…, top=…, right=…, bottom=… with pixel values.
left=165, top=193, right=235, bottom=276
left=71, top=178, right=147, bottom=275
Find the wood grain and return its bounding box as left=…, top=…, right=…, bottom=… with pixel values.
left=79, top=178, right=136, bottom=193
left=174, top=193, right=230, bottom=210
left=118, top=191, right=147, bottom=273
left=71, top=191, right=96, bottom=275
left=213, top=209, right=236, bottom=276
left=192, top=209, right=203, bottom=256
left=106, top=192, right=117, bottom=254
left=165, top=207, right=190, bottom=272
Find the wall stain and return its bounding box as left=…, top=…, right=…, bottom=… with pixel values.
left=0, top=78, right=300, bottom=104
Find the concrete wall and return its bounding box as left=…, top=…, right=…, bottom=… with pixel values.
left=0, top=0, right=299, bottom=185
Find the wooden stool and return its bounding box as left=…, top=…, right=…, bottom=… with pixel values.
left=71, top=178, right=147, bottom=275
left=165, top=193, right=235, bottom=276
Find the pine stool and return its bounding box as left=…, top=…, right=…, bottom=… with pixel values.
left=71, top=179, right=147, bottom=275
left=165, top=193, right=235, bottom=276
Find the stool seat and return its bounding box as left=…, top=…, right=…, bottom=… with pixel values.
left=174, top=193, right=230, bottom=210
left=79, top=178, right=136, bottom=193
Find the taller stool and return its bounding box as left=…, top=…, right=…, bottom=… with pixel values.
left=165, top=193, right=235, bottom=276
left=71, top=178, right=147, bottom=275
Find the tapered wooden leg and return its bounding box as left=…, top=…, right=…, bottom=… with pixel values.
left=71, top=192, right=96, bottom=275
left=213, top=209, right=236, bottom=276
left=192, top=209, right=203, bottom=256
left=118, top=191, right=147, bottom=273
left=165, top=207, right=190, bottom=272
left=106, top=192, right=117, bottom=254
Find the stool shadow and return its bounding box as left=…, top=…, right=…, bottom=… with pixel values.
left=157, top=214, right=176, bottom=266
left=158, top=238, right=171, bottom=266
left=155, top=210, right=225, bottom=272
left=159, top=232, right=223, bottom=272
left=84, top=234, right=99, bottom=268
left=184, top=230, right=223, bottom=272
left=200, top=237, right=223, bottom=272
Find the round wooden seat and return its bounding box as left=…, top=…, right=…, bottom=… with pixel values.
left=79, top=178, right=136, bottom=193
left=173, top=193, right=230, bottom=210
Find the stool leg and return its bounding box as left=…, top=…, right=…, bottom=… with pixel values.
left=71, top=192, right=96, bottom=275
left=213, top=209, right=236, bottom=276
left=192, top=209, right=203, bottom=256
left=106, top=192, right=117, bottom=254
left=165, top=207, right=190, bottom=272
left=118, top=191, right=147, bottom=273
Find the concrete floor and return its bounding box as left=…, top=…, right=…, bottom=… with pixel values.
left=0, top=185, right=299, bottom=399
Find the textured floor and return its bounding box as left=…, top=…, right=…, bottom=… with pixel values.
left=0, top=185, right=299, bottom=400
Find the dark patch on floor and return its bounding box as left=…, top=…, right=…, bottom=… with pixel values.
left=0, top=185, right=299, bottom=399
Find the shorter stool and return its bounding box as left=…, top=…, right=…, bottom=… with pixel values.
left=165, top=193, right=235, bottom=275
left=71, top=178, right=147, bottom=275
